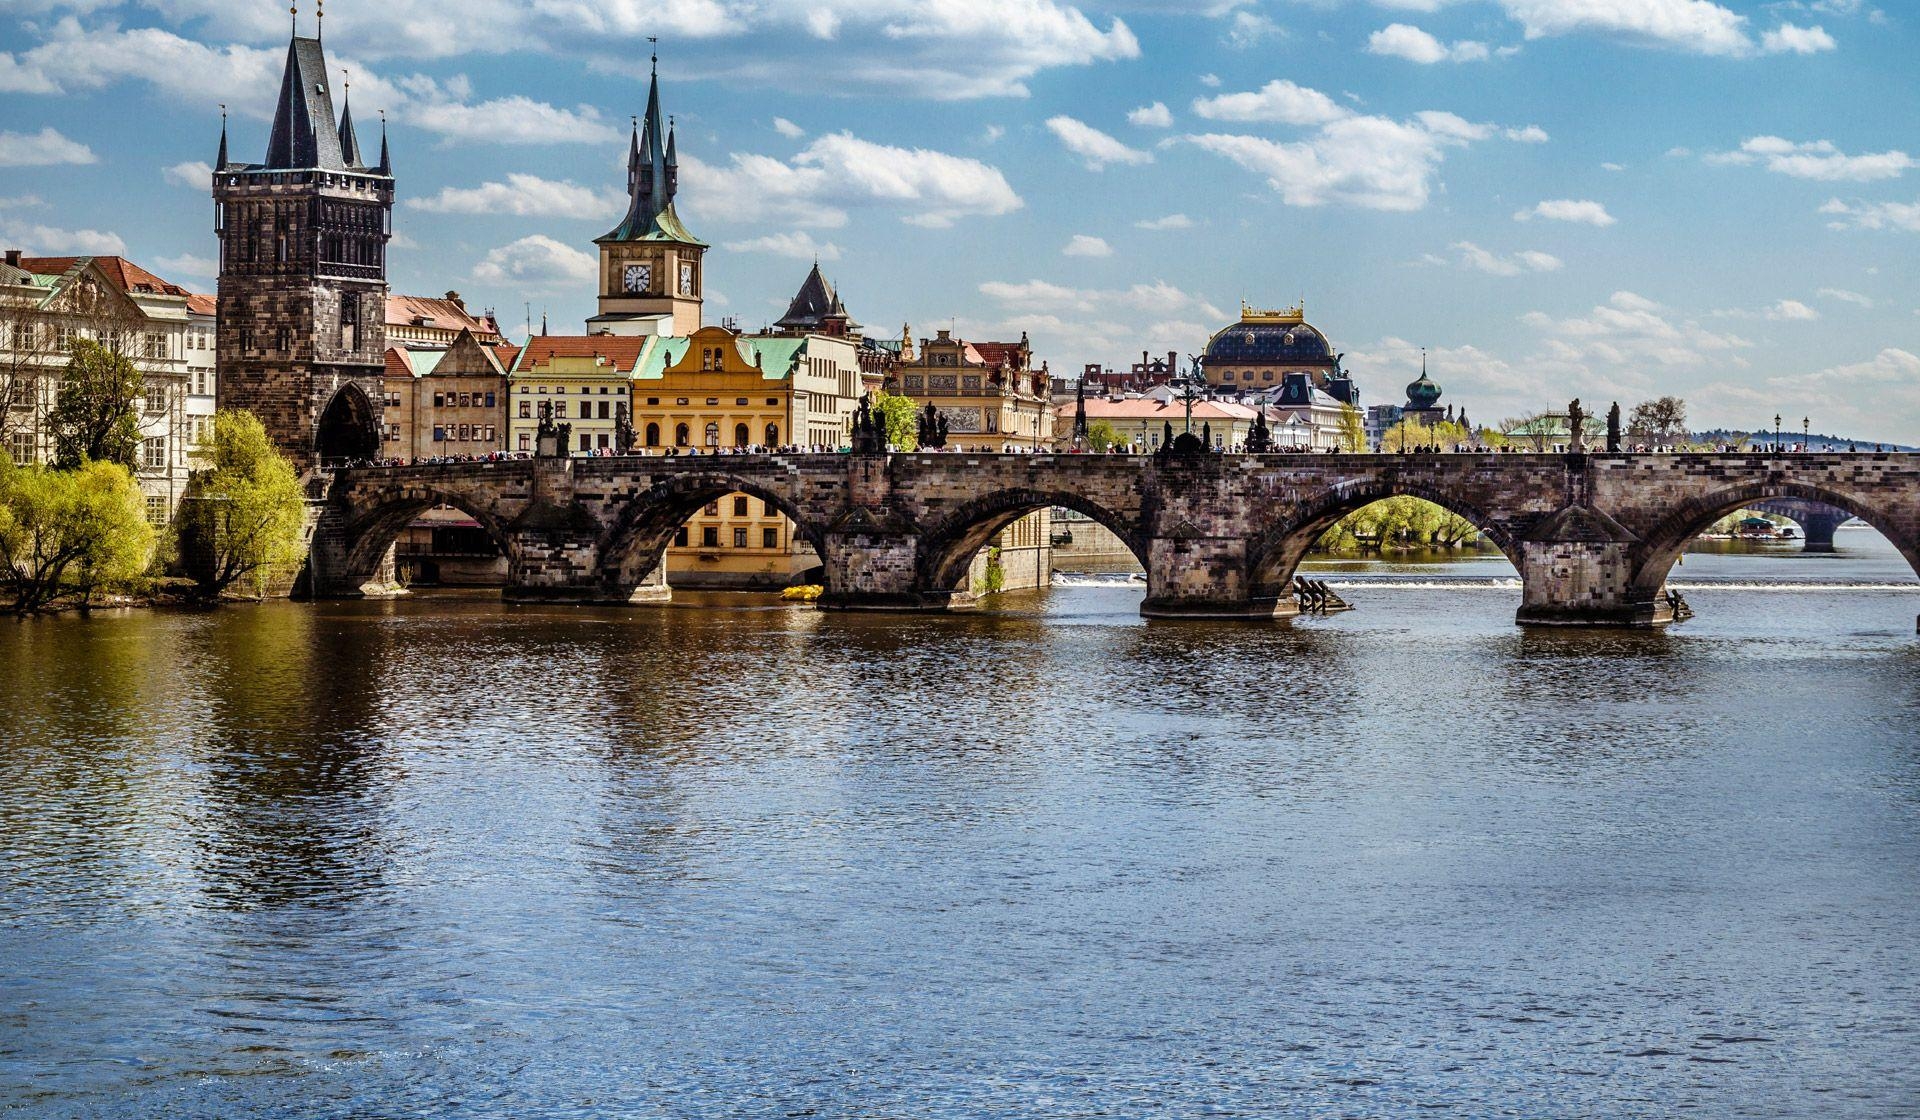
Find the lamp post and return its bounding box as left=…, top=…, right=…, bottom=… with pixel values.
left=1802, top=416, right=1810, bottom=453
left=1774, top=413, right=1782, bottom=455
left=1177, top=355, right=1208, bottom=435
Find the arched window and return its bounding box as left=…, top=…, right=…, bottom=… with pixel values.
left=645, top=422, right=660, bottom=447
left=734, top=422, right=750, bottom=448
left=704, top=422, right=720, bottom=448
left=675, top=423, right=690, bottom=447
left=765, top=423, right=779, bottom=447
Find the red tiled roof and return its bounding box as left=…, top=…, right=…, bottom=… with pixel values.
left=494, top=344, right=521, bottom=371
left=385, top=294, right=499, bottom=338
left=185, top=293, right=217, bottom=316
left=513, top=335, right=650, bottom=372
left=384, top=347, right=415, bottom=379
left=972, top=341, right=1027, bottom=369
left=15, top=256, right=191, bottom=297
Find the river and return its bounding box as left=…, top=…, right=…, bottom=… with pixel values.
left=2, top=528, right=1918, bottom=1117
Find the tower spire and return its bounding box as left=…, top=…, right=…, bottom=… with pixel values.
left=376, top=109, right=390, bottom=174
left=216, top=104, right=229, bottom=171
left=338, top=71, right=362, bottom=167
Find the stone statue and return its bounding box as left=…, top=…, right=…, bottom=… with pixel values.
left=537, top=398, right=555, bottom=438
left=1607, top=401, right=1622, bottom=453
left=615, top=402, right=635, bottom=456
left=1567, top=398, right=1586, bottom=453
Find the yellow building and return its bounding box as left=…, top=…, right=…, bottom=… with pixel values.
left=894, top=327, right=1052, bottom=450
left=507, top=335, right=641, bottom=456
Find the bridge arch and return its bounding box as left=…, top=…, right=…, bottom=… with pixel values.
left=1246, top=478, right=1521, bottom=600
left=596, top=472, right=830, bottom=596
left=916, top=488, right=1148, bottom=596
left=316, top=382, right=382, bottom=467
left=338, top=485, right=519, bottom=592
left=1630, top=480, right=1920, bottom=596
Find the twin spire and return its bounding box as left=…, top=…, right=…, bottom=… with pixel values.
left=230, top=19, right=388, bottom=176
left=601, top=53, right=694, bottom=244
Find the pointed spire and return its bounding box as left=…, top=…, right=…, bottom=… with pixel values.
left=264, top=25, right=345, bottom=169
left=216, top=104, right=229, bottom=171
left=664, top=116, right=679, bottom=199
left=627, top=115, right=641, bottom=192
left=376, top=109, right=391, bottom=175
left=338, top=72, right=363, bottom=167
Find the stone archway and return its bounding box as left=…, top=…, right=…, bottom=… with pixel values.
left=334, top=486, right=519, bottom=596
left=317, top=382, right=382, bottom=467
left=594, top=473, right=829, bottom=601
left=914, top=487, right=1149, bottom=600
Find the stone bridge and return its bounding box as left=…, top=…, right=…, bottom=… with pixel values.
left=309, top=451, right=1920, bottom=626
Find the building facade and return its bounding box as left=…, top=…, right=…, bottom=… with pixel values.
left=1200, top=303, right=1357, bottom=406
left=507, top=336, right=642, bottom=456
left=385, top=293, right=504, bottom=349
left=893, top=328, right=1052, bottom=450
left=213, top=28, right=393, bottom=470
left=383, top=329, right=511, bottom=462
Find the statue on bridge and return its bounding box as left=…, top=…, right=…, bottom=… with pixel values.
left=535, top=398, right=569, bottom=458
left=1567, top=398, right=1586, bottom=453
left=615, top=402, right=636, bottom=456
left=852, top=393, right=887, bottom=454
left=1607, top=402, right=1622, bottom=453
left=1245, top=407, right=1273, bottom=454
left=917, top=402, right=950, bottom=450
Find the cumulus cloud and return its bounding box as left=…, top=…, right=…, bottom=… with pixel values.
left=1127, top=102, right=1173, bottom=128
left=979, top=277, right=1223, bottom=320
left=0, top=127, right=96, bottom=167
left=974, top=277, right=1223, bottom=366
left=681, top=132, right=1023, bottom=230
left=1135, top=213, right=1194, bottom=230
left=1523, top=290, right=1752, bottom=368
left=1451, top=241, right=1563, bottom=275
left=722, top=231, right=842, bottom=261
left=1506, top=125, right=1549, bottom=143
left=1226, top=10, right=1284, bottom=48
left=153, top=252, right=217, bottom=279
left=0, top=220, right=126, bottom=255
left=472, top=235, right=597, bottom=288
left=1515, top=198, right=1617, bottom=226
left=1188, top=111, right=1495, bottom=211
left=1817, top=287, right=1874, bottom=307
left=408, top=174, right=626, bottom=219
left=1046, top=116, right=1153, bottom=169
left=1760, top=23, right=1837, bottom=53
left=1493, top=0, right=1755, bottom=57
left=772, top=117, right=805, bottom=139
left=1709, top=136, right=1913, bottom=182
left=1191, top=79, right=1350, bottom=126
left=1765, top=299, right=1820, bottom=321
left=1062, top=234, right=1113, bottom=257
left=1367, top=23, right=1491, bottom=63
left=1819, top=197, right=1920, bottom=232
left=162, top=160, right=213, bottom=189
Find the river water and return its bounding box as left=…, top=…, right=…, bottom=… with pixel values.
left=3, top=529, right=1918, bottom=1118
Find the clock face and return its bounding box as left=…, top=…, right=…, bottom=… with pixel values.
left=622, top=262, right=651, bottom=293
left=679, top=262, right=696, bottom=296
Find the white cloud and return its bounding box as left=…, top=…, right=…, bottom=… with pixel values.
left=1045, top=116, right=1153, bottom=169
left=1226, top=10, right=1284, bottom=47
left=1795, top=347, right=1920, bottom=388
left=1515, top=198, right=1617, bottom=226
left=0, top=195, right=45, bottom=210
left=1819, top=197, right=1920, bottom=232
left=1523, top=290, right=1752, bottom=368
left=407, top=174, right=626, bottom=219
left=1062, top=234, right=1113, bottom=257
left=1711, top=136, right=1913, bottom=182
left=153, top=252, right=217, bottom=280
left=1187, top=103, right=1501, bottom=211
left=1817, top=287, right=1874, bottom=307
left=1505, top=125, right=1549, bottom=143
left=1192, top=79, right=1350, bottom=126
left=0, top=220, right=126, bottom=255
left=472, top=235, right=597, bottom=289
left=1135, top=213, right=1194, bottom=230
left=1367, top=23, right=1490, bottom=63
left=681, top=132, right=1023, bottom=230
left=1601, top=161, right=1626, bottom=171
left=1765, top=299, right=1820, bottom=321
left=162, top=160, right=212, bottom=190
left=401, top=90, right=619, bottom=145
left=773, top=117, right=806, bottom=139
left=1451, top=240, right=1563, bottom=275
left=1127, top=102, right=1173, bottom=128
left=722, top=231, right=842, bottom=261
left=1199, top=72, right=1222, bottom=87
left=1495, top=0, right=1755, bottom=56
left=0, top=127, right=96, bottom=167
left=981, top=124, right=1006, bottom=143
left=1761, top=23, right=1836, bottom=53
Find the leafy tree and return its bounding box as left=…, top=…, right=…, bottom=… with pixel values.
left=1380, top=416, right=1470, bottom=452
left=1086, top=419, right=1123, bottom=452
left=1315, top=495, right=1489, bottom=553
left=174, top=410, right=308, bottom=600
left=1627, top=396, right=1689, bottom=445
left=0, top=454, right=154, bottom=613
left=1338, top=404, right=1367, bottom=452
left=869, top=389, right=919, bottom=451
left=49, top=338, right=144, bottom=470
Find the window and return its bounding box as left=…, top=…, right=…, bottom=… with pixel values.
left=767, top=398, right=778, bottom=407
left=518, top=433, right=530, bottom=450
left=433, top=426, right=446, bottom=441
left=598, top=401, right=610, bottom=420
left=144, top=495, right=168, bottom=526
left=765, top=423, right=779, bottom=446
left=735, top=398, right=748, bottom=407
left=519, top=401, right=531, bottom=418
left=145, top=386, right=166, bottom=413
left=732, top=528, right=748, bottom=548
left=1223, top=370, right=1235, bottom=382
left=647, top=397, right=660, bottom=406
left=484, top=392, right=496, bottom=408
left=459, top=393, right=472, bottom=408
left=732, top=496, right=748, bottom=517
left=434, top=392, right=445, bottom=407
left=701, top=526, right=719, bottom=548
left=704, top=501, right=720, bottom=516
left=675, top=423, right=690, bottom=447
left=674, top=526, right=689, bottom=547
left=142, top=437, right=166, bottom=470
left=8, top=431, right=36, bottom=464
left=579, top=433, right=591, bottom=451
left=645, top=422, right=659, bottom=447
left=579, top=401, right=592, bottom=420
left=597, top=434, right=610, bottom=449
left=764, top=499, right=779, bottom=517
left=733, top=423, right=749, bottom=448
left=762, top=527, right=779, bottom=549
left=144, top=333, right=164, bottom=359
left=1262, top=371, right=1274, bottom=381
left=704, top=422, right=719, bottom=448
left=275, top=327, right=291, bottom=353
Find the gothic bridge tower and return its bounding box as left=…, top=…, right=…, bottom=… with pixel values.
left=588, top=55, right=706, bottom=338
left=214, top=18, right=393, bottom=469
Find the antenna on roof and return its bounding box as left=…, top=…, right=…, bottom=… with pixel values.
left=649, top=36, right=658, bottom=70
left=316, top=0, right=323, bottom=40
left=289, top=3, right=297, bottom=36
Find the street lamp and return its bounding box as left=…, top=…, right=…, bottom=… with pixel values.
left=1176, top=355, right=1208, bottom=435
left=1802, top=416, right=1810, bottom=452
left=1774, top=413, right=1782, bottom=455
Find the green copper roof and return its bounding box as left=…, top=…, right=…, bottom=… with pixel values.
left=598, top=202, right=707, bottom=247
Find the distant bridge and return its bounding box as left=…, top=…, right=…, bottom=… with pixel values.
left=310, top=451, right=1920, bottom=626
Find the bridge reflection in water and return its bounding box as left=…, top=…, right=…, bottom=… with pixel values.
left=311, top=452, right=1920, bottom=628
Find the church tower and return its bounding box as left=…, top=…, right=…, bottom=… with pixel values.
left=588, top=56, right=706, bottom=338
left=213, top=17, right=393, bottom=469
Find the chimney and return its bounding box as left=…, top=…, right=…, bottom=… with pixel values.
left=4, top=249, right=19, bottom=268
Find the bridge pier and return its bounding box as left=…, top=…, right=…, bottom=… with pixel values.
left=1140, top=535, right=1297, bottom=620
left=1513, top=506, right=1672, bottom=627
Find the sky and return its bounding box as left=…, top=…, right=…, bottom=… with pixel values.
left=2, top=0, right=1917, bottom=441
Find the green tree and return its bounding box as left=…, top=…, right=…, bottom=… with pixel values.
left=1338, top=404, right=1367, bottom=452
left=1381, top=416, right=1470, bottom=452
left=1316, top=495, right=1488, bottom=553
left=174, top=410, right=308, bottom=600
left=1086, top=419, right=1123, bottom=452
left=49, top=337, right=144, bottom=470
left=869, top=389, right=919, bottom=451
left=0, top=454, right=155, bottom=613
left=1627, top=396, right=1689, bottom=445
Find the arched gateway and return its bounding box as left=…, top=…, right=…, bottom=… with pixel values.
left=309, top=450, right=1920, bottom=627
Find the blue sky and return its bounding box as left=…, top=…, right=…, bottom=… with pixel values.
left=2, top=0, right=1916, bottom=440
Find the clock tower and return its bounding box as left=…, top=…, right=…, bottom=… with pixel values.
left=589, top=56, right=705, bottom=338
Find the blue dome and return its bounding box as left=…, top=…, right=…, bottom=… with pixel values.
left=1204, top=316, right=1333, bottom=365
left=1406, top=373, right=1442, bottom=410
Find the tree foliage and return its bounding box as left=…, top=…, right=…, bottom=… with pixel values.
left=1086, top=419, right=1122, bottom=452
left=49, top=338, right=144, bottom=470
left=0, top=454, right=154, bottom=612
left=174, top=410, right=308, bottom=600
left=869, top=389, right=919, bottom=451
left=1338, top=404, right=1366, bottom=452
left=1380, top=416, right=1471, bottom=451
left=1627, top=396, right=1689, bottom=445
left=1317, top=496, right=1486, bottom=552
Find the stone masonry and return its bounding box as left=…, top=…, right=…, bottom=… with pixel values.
left=311, top=451, right=1920, bottom=627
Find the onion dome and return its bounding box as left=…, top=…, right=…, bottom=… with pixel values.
left=1406, top=367, right=1441, bottom=410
